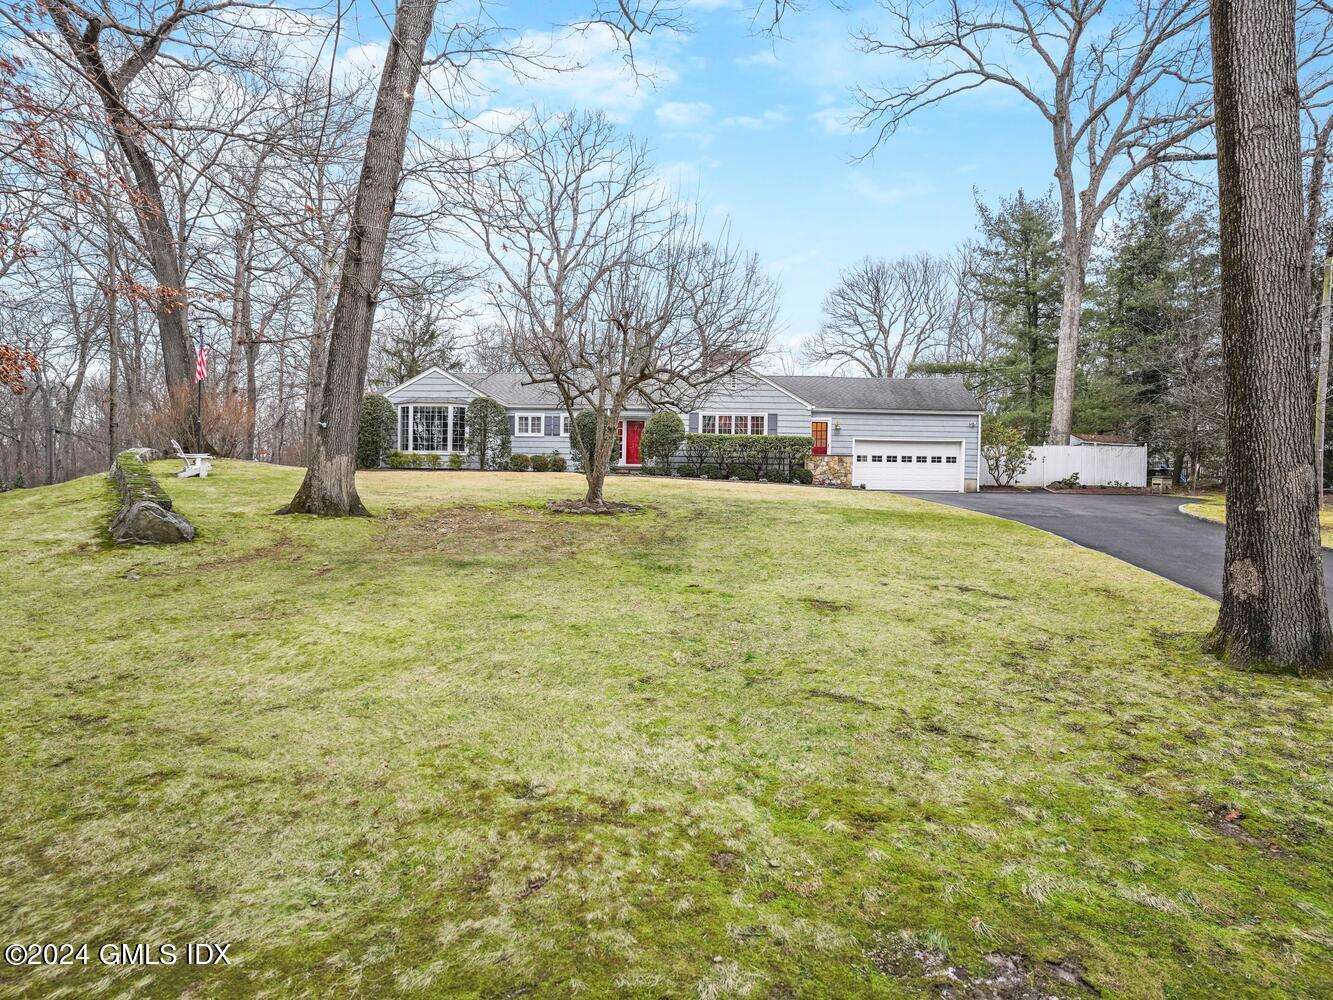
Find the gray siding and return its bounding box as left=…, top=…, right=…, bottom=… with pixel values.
left=690, top=374, right=811, bottom=433
left=816, top=409, right=981, bottom=481
left=384, top=370, right=479, bottom=405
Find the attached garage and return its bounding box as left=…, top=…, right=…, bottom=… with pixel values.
left=852, top=439, right=964, bottom=492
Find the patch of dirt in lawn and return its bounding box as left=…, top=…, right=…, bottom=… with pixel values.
left=545, top=499, right=642, bottom=515
left=801, top=596, right=852, bottom=613
left=380, top=504, right=588, bottom=555
left=869, top=935, right=1099, bottom=997
left=806, top=687, right=880, bottom=709
left=1194, top=796, right=1290, bottom=855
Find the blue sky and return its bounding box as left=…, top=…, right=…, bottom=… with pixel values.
left=343, top=1, right=1059, bottom=354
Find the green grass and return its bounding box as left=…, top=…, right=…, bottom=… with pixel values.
left=1183, top=492, right=1333, bottom=547
left=0, top=462, right=1329, bottom=998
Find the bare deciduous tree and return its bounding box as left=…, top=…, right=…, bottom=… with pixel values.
left=1206, top=0, right=1333, bottom=671
left=455, top=112, right=778, bottom=510
left=857, top=0, right=1214, bottom=444
left=802, top=253, right=952, bottom=377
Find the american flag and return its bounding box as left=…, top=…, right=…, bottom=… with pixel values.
left=194, top=338, right=209, bottom=383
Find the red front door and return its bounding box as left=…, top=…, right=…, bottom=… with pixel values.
left=624, top=420, right=644, bottom=465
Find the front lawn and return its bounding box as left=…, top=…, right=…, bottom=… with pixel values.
left=1, top=463, right=1329, bottom=998
left=1183, top=492, right=1333, bottom=546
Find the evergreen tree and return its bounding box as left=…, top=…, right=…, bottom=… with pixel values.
left=968, top=191, right=1064, bottom=441
left=1083, top=180, right=1223, bottom=480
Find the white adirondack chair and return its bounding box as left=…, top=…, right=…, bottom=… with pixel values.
left=171, top=438, right=213, bottom=479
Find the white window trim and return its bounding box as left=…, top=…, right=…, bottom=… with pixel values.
left=514, top=412, right=545, bottom=437
left=560, top=413, right=571, bottom=436
left=398, top=403, right=466, bottom=453
left=700, top=412, right=767, bottom=435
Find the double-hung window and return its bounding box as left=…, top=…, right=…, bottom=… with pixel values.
left=560, top=414, right=571, bottom=436
left=515, top=413, right=544, bottom=437
left=397, top=404, right=467, bottom=452
left=701, top=413, right=766, bottom=435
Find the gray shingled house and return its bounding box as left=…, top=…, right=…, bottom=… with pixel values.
left=382, top=368, right=983, bottom=492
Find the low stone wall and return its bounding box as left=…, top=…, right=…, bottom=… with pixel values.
left=807, top=455, right=853, bottom=488
left=109, top=450, right=195, bottom=544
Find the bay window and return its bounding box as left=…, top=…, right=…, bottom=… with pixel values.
left=396, top=404, right=467, bottom=452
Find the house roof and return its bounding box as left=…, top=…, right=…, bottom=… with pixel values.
left=765, top=375, right=981, bottom=412
left=458, top=372, right=655, bottom=410
left=386, top=367, right=981, bottom=413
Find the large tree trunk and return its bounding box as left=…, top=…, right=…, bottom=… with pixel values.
left=1204, top=0, right=1333, bottom=671
left=48, top=5, right=195, bottom=394
left=279, top=0, right=438, bottom=516
left=303, top=255, right=334, bottom=461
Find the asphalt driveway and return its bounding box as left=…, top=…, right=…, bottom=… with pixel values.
left=915, top=490, right=1333, bottom=601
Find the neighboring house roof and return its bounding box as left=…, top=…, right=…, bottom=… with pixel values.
left=765, top=375, right=980, bottom=412
left=1072, top=432, right=1135, bottom=444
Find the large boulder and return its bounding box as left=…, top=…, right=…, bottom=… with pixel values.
left=109, top=499, right=195, bottom=544
left=108, top=450, right=195, bottom=544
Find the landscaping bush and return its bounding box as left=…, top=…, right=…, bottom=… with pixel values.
left=699, top=463, right=723, bottom=480
left=447, top=453, right=463, bottom=470
left=530, top=454, right=550, bottom=472
left=675, top=465, right=698, bottom=478
left=548, top=453, right=567, bottom=472
left=357, top=394, right=396, bottom=469
left=680, top=433, right=813, bottom=482
left=762, top=467, right=788, bottom=483
left=733, top=466, right=757, bottom=482
left=386, top=451, right=442, bottom=469
left=1047, top=472, right=1081, bottom=490
left=981, top=417, right=1034, bottom=486
left=509, top=453, right=531, bottom=472
left=466, top=397, right=511, bottom=470
left=790, top=466, right=813, bottom=485
left=641, top=411, right=685, bottom=474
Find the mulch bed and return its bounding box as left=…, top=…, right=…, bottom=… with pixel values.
left=545, top=499, right=642, bottom=515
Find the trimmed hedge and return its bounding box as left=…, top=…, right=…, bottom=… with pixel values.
left=387, top=451, right=442, bottom=469
left=357, top=394, right=395, bottom=469
left=509, top=453, right=531, bottom=472
left=678, top=433, right=813, bottom=479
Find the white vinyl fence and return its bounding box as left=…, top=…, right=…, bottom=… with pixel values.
left=982, top=444, right=1147, bottom=488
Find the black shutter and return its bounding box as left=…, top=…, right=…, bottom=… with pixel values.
left=688, top=412, right=699, bottom=432
left=507, top=414, right=516, bottom=435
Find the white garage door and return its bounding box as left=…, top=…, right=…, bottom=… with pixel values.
left=853, top=439, right=963, bottom=492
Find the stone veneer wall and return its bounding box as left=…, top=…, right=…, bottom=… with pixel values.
left=807, top=455, right=853, bottom=488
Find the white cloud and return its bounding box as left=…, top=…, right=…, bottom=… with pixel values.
left=810, top=106, right=856, bottom=135
left=735, top=49, right=780, bottom=68
left=655, top=100, right=713, bottom=128
left=471, top=23, right=680, bottom=123
left=722, top=108, right=787, bottom=130
left=848, top=173, right=933, bottom=207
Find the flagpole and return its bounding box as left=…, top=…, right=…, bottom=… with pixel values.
left=194, top=321, right=204, bottom=451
